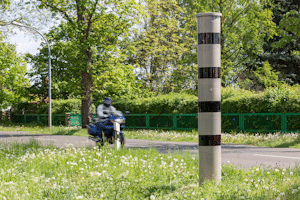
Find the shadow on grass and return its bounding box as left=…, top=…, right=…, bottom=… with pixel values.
left=140, top=185, right=177, bottom=198
left=273, top=136, right=300, bottom=148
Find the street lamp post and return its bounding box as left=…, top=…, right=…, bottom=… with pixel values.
left=11, top=22, right=52, bottom=128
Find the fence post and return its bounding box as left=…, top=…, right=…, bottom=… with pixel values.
left=239, top=113, right=244, bottom=132
left=173, top=114, right=177, bottom=129
left=284, top=113, right=287, bottom=132
left=65, top=113, right=71, bottom=127
left=281, top=113, right=284, bottom=132
left=146, top=114, right=150, bottom=129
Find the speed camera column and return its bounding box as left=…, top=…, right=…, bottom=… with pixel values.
left=196, top=12, right=222, bottom=185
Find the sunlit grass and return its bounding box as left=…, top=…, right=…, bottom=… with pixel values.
left=0, top=124, right=87, bottom=136
left=0, top=140, right=299, bottom=199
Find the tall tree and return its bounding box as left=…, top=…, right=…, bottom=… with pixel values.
left=0, top=34, right=30, bottom=109
left=26, top=22, right=144, bottom=102
left=182, top=0, right=276, bottom=86
left=260, top=0, right=300, bottom=85
left=128, top=0, right=190, bottom=94
left=25, top=23, right=81, bottom=100
left=0, top=0, right=31, bottom=109
left=25, top=0, right=140, bottom=127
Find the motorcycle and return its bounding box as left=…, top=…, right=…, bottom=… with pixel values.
left=87, top=110, right=129, bottom=149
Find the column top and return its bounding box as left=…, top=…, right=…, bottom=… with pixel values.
left=196, top=13, right=222, bottom=17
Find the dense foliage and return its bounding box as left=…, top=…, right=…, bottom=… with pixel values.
left=258, top=0, right=300, bottom=85
left=115, top=85, right=300, bottom=114
left=22, top=0, right=142, bottom=127
left=14, top=84, right=300, bottom=114
left=1, top=0, right=300, bottom=118
left=13, top=99, right=95, bottom=115
left=114, top=93, right=198, bottom=114
left=0, top=35, right=30, bottom=110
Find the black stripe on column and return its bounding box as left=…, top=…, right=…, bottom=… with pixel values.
left=199, top=135, right=221, bottom=146
left=198, top=33, right=220, bottom=44
left=198, top=67, right=221, bottom=79
left=198, top=101, right=221, bottom=112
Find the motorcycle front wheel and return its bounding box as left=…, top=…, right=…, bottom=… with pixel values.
left=119, top=132, right=125, bottom=147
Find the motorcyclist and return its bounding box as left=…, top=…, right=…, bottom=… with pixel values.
left=96, top=97, right=117, bottom=121
left=95, top=97, right=118, bottom=144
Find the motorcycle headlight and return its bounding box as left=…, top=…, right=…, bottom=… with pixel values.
left=114, top=118, right=124, bottom=124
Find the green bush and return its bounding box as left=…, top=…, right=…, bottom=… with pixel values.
left=13, top=85, right=300, bottom=115
left=115, top=85, right=300, bottom=114
left=114, top=93, right=198, bottom=114
left=13, top=99, right=95, bottom=115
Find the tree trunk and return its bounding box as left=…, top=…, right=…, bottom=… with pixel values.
left=81, top=49, right=93, bottom=128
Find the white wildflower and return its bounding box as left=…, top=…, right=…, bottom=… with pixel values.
left=291, top=189, right=298, bottom=194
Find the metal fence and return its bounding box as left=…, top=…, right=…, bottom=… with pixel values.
left=13, top=114, right=66, bottom=126
left=11, top=113, right=300, bottom=132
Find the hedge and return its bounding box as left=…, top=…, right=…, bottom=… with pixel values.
left=221, top=85, right=300, bottom=113
left=115, top=85, right=300, bottom=114
left=114, top=93, right=198, bottom=114
left=13, top=99, right=95, bottom=115
left=13, top=84, right=300, bottom=114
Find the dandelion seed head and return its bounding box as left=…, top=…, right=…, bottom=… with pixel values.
left=292, top=189, right=298, bottom=194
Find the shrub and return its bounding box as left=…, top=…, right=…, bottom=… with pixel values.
left=115, top=85, right=300, bottom=114
left=13, top=84, right=300, bottom=114
left=13, top=99, right=95, bottom=115
left=114, top=93, right=197, bottom=114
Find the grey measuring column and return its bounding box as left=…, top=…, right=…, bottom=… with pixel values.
left=196, top=12, right=222, bottom=185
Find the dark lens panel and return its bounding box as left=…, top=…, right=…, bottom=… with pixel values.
left=198, top=33, right=220, bottom=44
left=198, top=101, right=221, bottom=112
left=199, top=135, right=221, bottom=146
left=198, top=67, right=221, bottom=78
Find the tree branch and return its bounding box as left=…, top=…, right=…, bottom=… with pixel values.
left=228, top=3, right=251, bottom=28
left=86, top=0, right=99, bottom=39
left=37, top=0, right=75, bottom=27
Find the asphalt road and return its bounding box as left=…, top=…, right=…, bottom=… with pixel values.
left=1, top=131, right=300, bottom=170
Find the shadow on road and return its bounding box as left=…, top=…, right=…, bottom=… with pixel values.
left=128, top=143, right=198, bottom=154
left=52, top=129, right=81, bottom=136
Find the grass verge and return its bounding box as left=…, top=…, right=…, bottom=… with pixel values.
left=0, top=140, right=299, bottom=200
left=0, top=124, right=300, bottom=149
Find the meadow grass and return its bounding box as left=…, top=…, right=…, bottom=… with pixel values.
left=0, top=140, right=300, bottom=200
left=1, top=124, right=300, bottom=148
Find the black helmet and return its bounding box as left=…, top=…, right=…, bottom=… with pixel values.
left=103, top=97, right=112, bottom=107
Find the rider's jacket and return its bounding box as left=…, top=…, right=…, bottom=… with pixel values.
left=96, top=104, right=117, bottom=122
